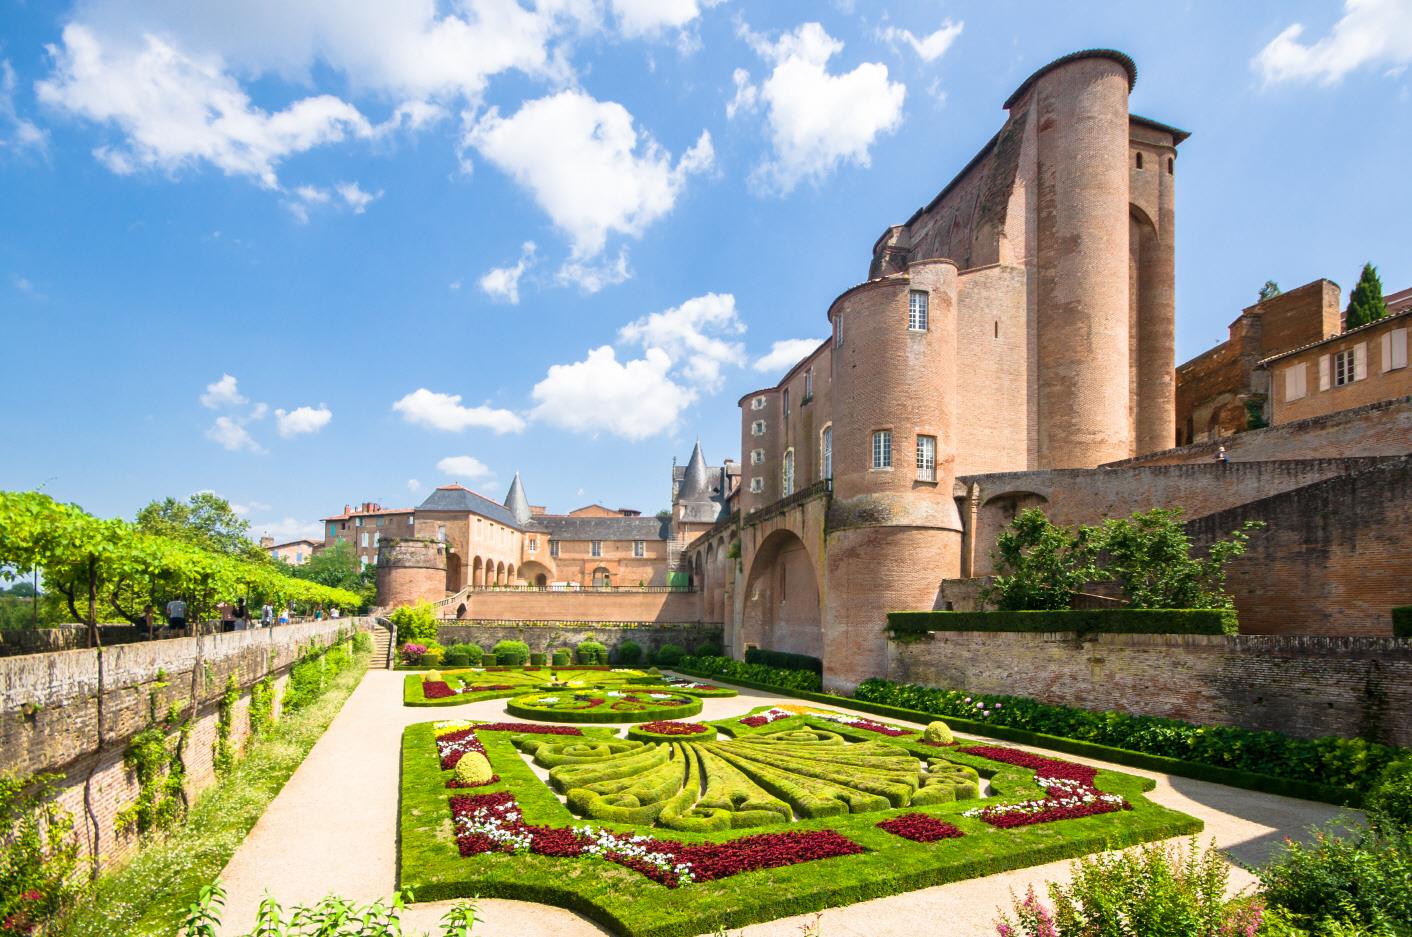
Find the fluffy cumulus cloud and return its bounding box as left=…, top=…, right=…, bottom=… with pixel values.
left=200, top=373, right=246, bottom=408
left=392, top=388, right=526, bottom=434
left=731, top=22, right=906, bottom=194
left=617, top=292, right=744, bottom=390
left=557, top=249, right=632, bottom=294
left=406, top=478, right=422, bottom=493
left=877, top=19, right=964, bottom=63
left=465, top=89, right=713, bottom=260
left=206, top=415, right=262, bottom=452
left=530, top=346, right=694, bottom=440
left=1254, top=0, right=1412, bottom=85
left=251, top=516, right=322, bottom=543
left=336, top=181, right=381, bottom=213
left=610, top=0, right=717, bottom=38
left=753, top=337, right=825, bottom=374
left=479, top=241, right=537, bottom=303
left=274, top=404, right=332, bottom=437
left=436, top=454, right=494, bottom=480
left=1, top=60, right=47, bottom=153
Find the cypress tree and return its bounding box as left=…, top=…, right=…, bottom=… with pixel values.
left=1345, top=262, right=1388, bottom=330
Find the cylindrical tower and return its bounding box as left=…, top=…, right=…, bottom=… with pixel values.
left=1027, top=52, right=1134, bottom=467
left=375, top=538, right=447, bottom=609
left=1135, top=145, right=1177, bottom=454
left=823, top=259, right=964, bottom=692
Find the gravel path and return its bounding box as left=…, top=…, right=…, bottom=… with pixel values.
left=214, top=669, right=1349, bottom=936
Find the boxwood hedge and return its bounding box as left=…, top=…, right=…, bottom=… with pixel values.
left=887, top=608, right=1238, bottom=637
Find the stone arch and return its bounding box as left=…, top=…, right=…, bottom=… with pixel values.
left=472, top=556, right=484, bottom=588
left=446, top=550, right=464, bottom=593
left=974, top=490, right=1050, bottom=577
left=495, top=561, right=506, bottom=586
left=742, top=529, right=822, bottom=659
left=519, top=560, right=552, bottom=588
left=507, top=563, right=516, bottom=585
left=704, top=543, right=717, bottom=619
left=592, top=566, right=611, bottom=588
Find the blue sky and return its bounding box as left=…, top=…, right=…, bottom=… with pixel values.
left=2, top=1, right=1410, bottom=543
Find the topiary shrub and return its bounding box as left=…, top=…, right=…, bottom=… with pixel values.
left=424, top=669, right=443, bottom=684
left=492, top=640, right=530, bottom=666
left=530, top=652, right=547, bottom=666
left=923, top=721, right=954, bottom=744
left=576, top=640, right=607, bottom=664
left=654, top=643, right=686, bottom=667
left=617, top=641, right=642, bottom=665
left=1366, top=757, right=1412, bottom=834
left=693, top=641, right=721, bottom=658
left=443, top=650, right=469, bottom=667
left=453, top=752, right=495, bottom=786
left=551, top=649, right=571, bottom=667
left=744, top=648, right=823, bottom=674
left=421, top=644, right=445, bottom=668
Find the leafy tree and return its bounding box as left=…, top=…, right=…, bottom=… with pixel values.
left=1094, top=508, right=1263, bottom=609
left=1258, top=280, right=1282, bottom=302
left=286, top=540, right=374, bottom=608
left=982, top=509, right=1099, bottom=610
left=0, top=581, right=36, bottom=597
left=1346, top=262, right=1389, bottom=330
left=135, top=493, right=261, bottom=560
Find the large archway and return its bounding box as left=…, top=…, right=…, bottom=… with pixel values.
left=519, top=560, right=552, bottom=588
left=446, top=551, right=464, bottom=593
left=973, top=491, right=1049, bottom=577
left=742, top=529, right=822, bottom=659
left=592, top=566, right=611, bottom=588
left=472, top=556, right=484, bottom=588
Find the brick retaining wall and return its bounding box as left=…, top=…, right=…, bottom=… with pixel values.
left=443, top=589, right=705, bottom=623
left=436, top=622, right=723, bottom=659
left=887, top=630, right=1412, bottom=747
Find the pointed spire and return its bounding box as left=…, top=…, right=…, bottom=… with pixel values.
left=504, top=472, right=532, bottom=526
left=679, top=440, right=710, bottom=502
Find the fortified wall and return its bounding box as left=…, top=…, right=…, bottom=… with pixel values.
left=437, top=622, right=722, bottom=660
left=0, top=618, right=375, bottom=865
left=434, top=588, right=706, bottom=624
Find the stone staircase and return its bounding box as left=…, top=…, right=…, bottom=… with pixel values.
left=370, top=622, right=394, bottom=669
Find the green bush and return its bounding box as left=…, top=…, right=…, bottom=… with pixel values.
left=388, top=601, right=438, bottom=645
left=442, top=650, right=469, bottom=667
left=744, top=648, right=822, bottom=675
left=420, top=643, right=444, bottom=668
left=923, top=721, right=953, bottom=744
left=853, top=677, right=1403, bottom=792
left=1394, top=606, right=1412, bottom=638
left=492, top=639, right=530, bottom=666
left=680, top=655, right=823, bottom=693
left=887, top=608, right=1239, bottom=637
left=693, top=641, right=722, bottom=658
left=576, top=640, right=607, bottom=664
left=454, top=752, right=495, bottom=786
left=1259, top=823, right=1412, bottom=934
left=0, top=772, right=79, bottom=934
left=617, top=640, right=642, bottom=665
left=1366, top=758, right=1412, bottom=834
left=442, top=642, right=483, bottom=665
left=352, top=630, right=373, bottom=653
left=530, top=652, right=547, bottom=666
left=654, top=643, right=686, bottom=667
left=551, top=649, right=571, bottom=667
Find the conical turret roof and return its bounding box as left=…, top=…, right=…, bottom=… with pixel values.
left=503, top=472, right=533, bottom=526
left=678, top=440, right=710, bottom=502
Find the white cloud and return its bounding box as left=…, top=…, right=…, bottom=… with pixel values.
left=530, top=346, right=694, bottom=440
left=206, top=415, right=262, bottom=452
left=200, top=373, right=246, bottom=408
left=231, top=499, right=272, bottom=516
left=610, top=0, right=716, bottom=38
left=1254, top=0, right=1412, bottom=85
left=1, top=60, right=48, bottom=153
left=407, top=478, right=422, bottom=493
left=753, top=337, right=825, bottom=374
left=726, top=67, right=758, bottom=119
left=479, top=241, right=537, bottom=303
left=465, top=89, right=713, bottom=259
left=274, top=404, right=332, bottom=437
left=392, top=388, right=526, bottom=434
left=337, top=181, right=380, bottom=213
left=556, top=248, right=631, bottom=294
left=732, top=22, right=906, bottom=194
left=618, top=292, right=744, bottom=391
left=877, top=20, right=964, bottom=63
left=251, top=516, right=322, bottom=543
left=437, top=454, right=494, bottom=480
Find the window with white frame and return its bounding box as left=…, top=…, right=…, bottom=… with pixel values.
left=782, top=449, right=795, bottom=496
left=633, top=540, right=645, bottom=557
left=916, top=435, right=937, bottom=482
left=751, top=448, right=765, bottom=465
left=804, top=367, right=813, bottom=400
left=908, top=290, right=929, bottom=331
left=372, top=532, right=380, bottom=547
left=437, top=526, right=447, bottom=542
left=591, top=540, right=602, bottom=557
left=872, top=430, right=892, bottom=469
left=821, top=425, right=833, bottom=479
left=1334, top=349, right=1357, bottom=386
left=355, top=516, right=363, bottom=527
left=550, top=540, right=559, bottom=558
left=360, top=532, right=369, bottom=548
left=749, top=477, right=764, bottom=493
left=1383, top=328, right=1409, bottom=371
left=528, top=538, right=537, bottom=553
left=408, top=515, right=415, bottom=526
left=751, top=420, right=766, bottom=436
left=751, top=396, right=767, bottom=410
left=1283, top=364, right=1307, bottom=401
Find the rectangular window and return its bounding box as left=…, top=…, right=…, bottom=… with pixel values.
left=1284, top=364, right=1307, bottom=401
left=295, top=552, right=303, bottom=564
left=377, top=517, right=385, bottom=527
left=872, top=430, right=893, bottom=469
left=591, top=540, right=602, bottom=557
left=916, top=435, right=937, bottom=482
left=633, top=540, right=645, bottom=557
left=751, top=396, right=767, bottom=410
left=528, top=538, right=537, bottom=553
left=360, top=532, right=369, bottom=548
left=835, top=314, right=843, bottom=346
left=804, top=367, right=813, bottom=400
left=436, top=526, right=446, bottom=543
left=751, top=448, right=765, bottom=465
left=408, top=515, right=415, bottom=526
left=1384, top=328, right=1409, bottom=371
left=821, top=426, right=832, bottom=480
left=783, top=449, right=795, bottom=496
left=372, top=532, right=380, bottom=547
left=783, top=388, right=789, bottom=420
left=749, top=477, right=764, bottom=493
left=327, top=523, right=336, bottom=538
left=549, top=540, right=559, bottom=558
left=908, top=291, right=929, bottom=331
left=355, top=516, right=363, bottom=527
left=751, top=420, right=766, bottom=436
left=1334, top=348, right=1357, bottom=386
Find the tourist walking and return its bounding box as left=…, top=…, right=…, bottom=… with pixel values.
left=1215, top=445, right=1229, bottom=464
left=261, top=602, right=274, bottom=628
left=166, top=596, right=187, bottom=633
left=234, top=597, right=249, bottom=631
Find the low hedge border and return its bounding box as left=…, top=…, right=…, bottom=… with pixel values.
left=669, top=666, right=1365, bottom=808
left=505, top=693, right=703, bottom=724
left=626, top=723, right=718, bottom=742
left=1394, top=606, right=1412, bottom=638
left=402, top=669, right=660, bottom=707
left=887, top=608, right=1238, bottom=637
left=744, top=648, right=823, bottom=674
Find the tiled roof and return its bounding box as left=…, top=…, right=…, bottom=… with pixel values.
left=1257, top=305, right=1412, bottom=367
left=416, top=485, right=522, bottom=528
left=541, top=515, right=670, bottom=541
left=320, top=506, right=414, bottom=522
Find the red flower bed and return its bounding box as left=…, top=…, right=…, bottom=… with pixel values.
left=461, top=684, right=516, bottom=693
left=974, top=799, right=1125, bottom=829
left=436, top=723, right=583, bottom=769
left=831, top=717, right=912, bottom=737
left=739, top=708, right=791, bottom=728
left=422, top=680, right=456, bottom=699
left=958, top=746, right=1097, bottom=785
left=637, top=721, right=710, bottom=735
left=475, top=723, right=583, bottom=735
left=876, top=813, right=965, bottom=842
left=449, top=791, right=864, bottom=887
left=958, top=745, right=1130, bottom=828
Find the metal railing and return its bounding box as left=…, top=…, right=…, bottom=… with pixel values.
left=742, top=478, right=832, bottom=528
left=463, top=584, right=695, bottom=594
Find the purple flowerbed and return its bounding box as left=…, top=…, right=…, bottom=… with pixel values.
left=875, top=813, right=965, bottom=842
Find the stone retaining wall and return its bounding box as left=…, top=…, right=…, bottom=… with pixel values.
left=436, top=622, right=723, bottom=660
left=887, top=630, right=1412, bottom=747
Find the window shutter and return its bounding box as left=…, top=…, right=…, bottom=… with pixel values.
left=1318, top=354, right=1331, bottom=391
left=1383, top=332, right=1395, bottom=372
left=1391, top=328, right=1408, bottom=370
left=1354, top=342, right=1368, bottom=381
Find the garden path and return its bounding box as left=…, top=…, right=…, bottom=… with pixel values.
left=214, top=669, right=1349, bottom=937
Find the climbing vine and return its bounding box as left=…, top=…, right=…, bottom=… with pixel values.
left=248, top=675, right=274, bottom=737
left=0, top=772, right=80, bottom=934
left=213, top=676, right=240, bottom=777
left=116, top=715, right=189, bottom=836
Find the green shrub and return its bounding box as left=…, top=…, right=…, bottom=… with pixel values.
left=887, top=608, right=1239, bottom=636
left=744, top=648, right=822, bottom=675
left=853, top=677, right=1403, bottom=792
left=923, top=721, right=953, bottom=744
left=693, top=641, right=721, bottom=658
left=352, top=630, right=373, bottom=653
left=420, top=643, right=444, bottom=668
left=617, top=640, right=642, bottom=665
left=454, top=752, right=495, bottom=786
left=1366, top=758, right=1412, bottom=834
left=551, top=649, right=571, bottom=667
left=576, top=640, right=607, bottom=664
left=442, top=650, right=469, bottom=667
left=530, top=652, right=547, bottom=666
left=0, top=772, right=79, bottom=934
left=1259, top=822, right=1412, bottom=934
left=654, top=643, right=686, bottom=666
left=1394, top=606, right=1412, bottom=638
left=388, top=601, right=438, bottom=645
left=680, top=655, right=822, bottom=693
left=492, top=640, right=530, bottom=666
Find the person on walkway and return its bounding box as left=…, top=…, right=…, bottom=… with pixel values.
left=234, top=598, right=249, bottom=631
left=261, top=602, right=275, bottom=628
left=330, top=606, right=340, bottom=619
left=166, top=597, right=187, bottom=633
left=139, top=603, right=156, bottom=640
left=278, top=606, right=290, bottom=626
left=1215, top=445, right=1229, bottom=464
left=219, top=600, right=235, bottom=632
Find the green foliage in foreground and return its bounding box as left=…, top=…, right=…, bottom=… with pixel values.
left=680, top=655, right=822, bottom=692
left=390, top=601, right=438, bottom=645
left=0, top=772, right=80, bottom=934
left=179, top=883, right=479, bottom=937
left=399, top=717, right=1201, bottom=937
left=57, top=655, right=369, bottom=937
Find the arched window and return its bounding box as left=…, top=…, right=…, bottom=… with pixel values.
left=821, top=425, right=833, bottom=480
left=782, top=448, right=795, bottom=496
left=1135, top=151, right=1143, bottom=170
left=1167, top=157, right=1174, bottom=174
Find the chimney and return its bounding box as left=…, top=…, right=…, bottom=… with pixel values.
left=259, top=535, right=274, bottom=548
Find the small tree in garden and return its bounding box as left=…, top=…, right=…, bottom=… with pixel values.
left=1258, top=279, right=1282, bottom=302
left=0, top=772, right=80, bottom=933
left=1345, top=262, right=1388, bottom=329
left=389, top=601, right=438, bottom=645
left=982, top=509, right=1099, bottom=610
left=1095, top=508, right=1262, bottom=609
